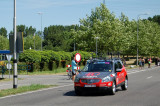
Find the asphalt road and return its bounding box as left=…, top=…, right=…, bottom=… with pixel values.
left=0, top=66, right=160, bottom=106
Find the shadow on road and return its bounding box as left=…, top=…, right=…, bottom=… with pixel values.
left=64, top=90, right=76, bottom=96
left=63, top=89, right=122, bottom=97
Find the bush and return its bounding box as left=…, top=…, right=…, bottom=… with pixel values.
left=19, top=50, right=94, bottom=71
left=19, top=49, right=41, bottom=63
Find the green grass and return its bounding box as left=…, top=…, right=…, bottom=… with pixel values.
left=0, top=84, right=56, bottom=97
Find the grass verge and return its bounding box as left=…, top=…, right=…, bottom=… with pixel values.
left=0, top=84, right=56, bottom=97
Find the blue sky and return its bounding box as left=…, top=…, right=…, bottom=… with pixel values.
left=0, top=0, right=160, bottom=33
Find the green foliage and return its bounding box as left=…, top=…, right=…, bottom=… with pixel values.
left=23, top=34, right=41, bottom=50
left=0, top=35, right=9, bottom=50
left=148, top=15, right=160, bottom=25
left=17, top=25, right=36, bottom=37
left=0, top=27, right=7, bottom=37
left=19, top=49, right=41, bottom=63
left=1, top=4, right=160, bottom=58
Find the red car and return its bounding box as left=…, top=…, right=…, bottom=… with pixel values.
left=74, top=58, right=128, bottom=95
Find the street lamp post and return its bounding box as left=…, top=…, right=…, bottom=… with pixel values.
left=137, top=13, right=148, bottom=66
left=34, top=33, right=35, bottom=50
left=95, top=37, right=99, bottom=57
left=13, top=0, right=18, bottom=89
left=74, top=25, right=76, bottom=51
left=103, top=0, right=105, bottom=4
left=37, top=12, right=43, bottom=51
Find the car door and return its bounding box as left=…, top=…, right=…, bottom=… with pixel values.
left=115, top=61, right=124, bottom=85
left=117, top=61, right=125, bottom=83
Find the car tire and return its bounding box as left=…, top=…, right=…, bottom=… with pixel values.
left=109, top=81, right=116, bottom=95
left=121, top=77, right=128, bottom=90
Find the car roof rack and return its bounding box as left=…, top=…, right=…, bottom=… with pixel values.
left=89, top=57, right=121, bottom=63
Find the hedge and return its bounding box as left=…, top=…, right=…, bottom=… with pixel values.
left=18, top=50, right=95, bottom=72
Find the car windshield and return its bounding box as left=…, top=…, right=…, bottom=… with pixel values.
left=82, top=61, right=113, bottom=72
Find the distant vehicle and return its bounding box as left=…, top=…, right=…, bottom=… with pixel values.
left=74, top=58, right=128, bottom=95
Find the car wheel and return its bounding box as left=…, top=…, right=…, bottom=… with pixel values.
left=109, top=81, right=116, bottom=95
left=121, top=77, right=128, bottom=90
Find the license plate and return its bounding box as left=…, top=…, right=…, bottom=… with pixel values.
left=84, top=85, right=96, bottom=87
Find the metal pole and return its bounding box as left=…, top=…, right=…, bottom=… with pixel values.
left=34, top=33, right=35, bottom=50
left=96, top=38, right=97, bottom=56
left=37, top=12, right=43, bottom=51
left=136, top=13, right=148, bottom=66
left=137, top=16, right=139, bottom=66
left=95, top=37, right=99, bottom=57
left=103, top=0, right=105, bottom=4
left=74, top=25, right=75, bottom=51
left=13, top=0, right=18, bottom=88
left=41, top=14, right=42, bottom=51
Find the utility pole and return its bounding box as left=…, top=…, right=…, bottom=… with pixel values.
left=103, top=0, right=105, bottom=4
left=37, top=12, right=43, bottom=51
left=13, top=0, right=18, bottom=88
left=95, top=37, right=99, bottom=57
left=74, top=25, right=76, bottom=51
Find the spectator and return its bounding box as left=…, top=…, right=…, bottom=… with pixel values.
left=142, top=58, right=145, bottom=68
left=71, top=56, right=77, bottom=81
left=139, top=58, right=142, bottom=69
left=148, top=58, right=152, bottom=68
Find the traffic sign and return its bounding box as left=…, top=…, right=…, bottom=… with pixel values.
left=75, top=53, right=81, bottom=63
left=7, top=63, right=12, bottom=69
left=6, top=54, right=12, bottom=62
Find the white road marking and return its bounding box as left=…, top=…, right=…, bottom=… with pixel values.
left=146, top=76, right=152, bottom=79
left=128, top=70, right=145, bottom=74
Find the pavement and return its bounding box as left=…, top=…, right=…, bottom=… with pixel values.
left=0, top=74, right=73, bottom=90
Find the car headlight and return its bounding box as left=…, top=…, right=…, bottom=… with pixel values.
left=74, top=77, right=80, bottom=82
left=102, top=76, right=110, bottom=82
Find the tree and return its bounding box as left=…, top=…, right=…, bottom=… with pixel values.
left=23, top=34, right=41, bottom=50
left=148, top=15, right=160, bottom=25
left=76, top=4, right=125, bottom=54
left=0, top=36, right=9, bottom=50
left=0, top=27, right=7, bottom=37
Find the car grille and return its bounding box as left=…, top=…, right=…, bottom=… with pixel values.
left=81, top=79, right=100, bottom=84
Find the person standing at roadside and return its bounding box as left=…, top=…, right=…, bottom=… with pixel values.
left=139, top=58, right=142, bottom=69
left=148, top=58, right=152, bottom=68
left=71, top=56, right=77, bottom=81
left=142, top=58, right=145, bottom=68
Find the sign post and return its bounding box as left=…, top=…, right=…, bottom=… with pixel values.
left=6, top=54, right=12, bottom=79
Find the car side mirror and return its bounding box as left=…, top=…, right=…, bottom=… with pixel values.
left=116, top=69, right=122, bottom=72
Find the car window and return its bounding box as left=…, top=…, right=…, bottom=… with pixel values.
left=117, top=61, right=122, bottom=69
left=82, top=64, right=89, bottom=71
left=82, top=61, right=113, bottom=72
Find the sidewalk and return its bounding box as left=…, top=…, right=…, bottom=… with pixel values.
left=0, top=74, right=73, bottom=90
